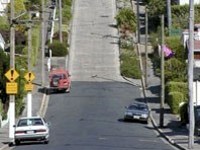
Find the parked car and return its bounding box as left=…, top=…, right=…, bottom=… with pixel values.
left=194, top=105, right=200, bottom=136
left=14, top=116, right=50, bottom=145
left=49, top=68, right=71, bottom=93
left=124, top=102, right=150, bottom=124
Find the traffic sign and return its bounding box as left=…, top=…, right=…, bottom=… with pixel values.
left=5, top=69, right=19, bottom=82
left=24, top=72, right=35, bottom=82
left=6, top=82, right=18, bottom=94
left=25, top=83, right=34, bottom=91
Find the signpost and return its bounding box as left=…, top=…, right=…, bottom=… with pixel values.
left=24, top=71, right=35, bottom=117
left=4, top=68, right=19, bottom=143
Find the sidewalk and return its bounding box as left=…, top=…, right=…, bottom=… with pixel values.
left=145, top=57, right=200, bottom=150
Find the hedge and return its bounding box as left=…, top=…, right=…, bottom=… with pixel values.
left=168, top=91, right=184, bottom=114
left=120, top=53, right=141, bottom=79
left=48, top=40, right=68, bottom=56
left=166, top=81, right=188, bottom=101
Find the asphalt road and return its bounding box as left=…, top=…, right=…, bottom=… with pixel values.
left=13, top=81, right=177, bottom=150
left=12, top=0, right=178, bottom=149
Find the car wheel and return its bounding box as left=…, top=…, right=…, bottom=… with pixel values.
left=66, top=86, right=71, bottom=93
left=146, top=118, right=151, bottom=124
left=44, top=140, right=49, bottom=144
left=123, top=117, right=127, bottom=122
left=15, top=140, right=20, bottom=145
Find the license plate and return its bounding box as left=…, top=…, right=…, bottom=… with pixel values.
left=133, top=116, right=140, bottom=119
left=27, top=131, right=34, bottom=134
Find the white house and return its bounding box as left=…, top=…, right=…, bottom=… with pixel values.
left=177, top=0, right=200, bottom=5
left=0, top=0, right=10, bottom=16
left=0, top=33, right=5, bottom=50
left=193, top=68, right=200, bottom=106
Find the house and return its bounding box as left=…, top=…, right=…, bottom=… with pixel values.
left=193, top=68, right=200, bottom=106
left=181, top=24, right=200, bottom=48
left=176, top=0, right=200, bottom=5
left=0, top=33, right=5, bottom=50
left=0, top=0, right=10, bottom=16
left=185, top=40, right=200, bottom=68
left=181, top=24, right=200, bottom=68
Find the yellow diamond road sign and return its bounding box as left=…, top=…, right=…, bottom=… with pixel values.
left=24, top=72, right=35, bottom=82
left=5, top=69, right=19, bottom=82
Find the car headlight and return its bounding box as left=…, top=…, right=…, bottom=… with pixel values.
left=141, top=114, right=148, bottom=118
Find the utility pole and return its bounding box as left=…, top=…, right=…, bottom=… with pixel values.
left=188, top=0, right=194, bottom=148
left=9, top=0, right=15, bottom=142
left=160, top=14, right=165, bottom=128
left=59, top=0, right=63, bottom=43
left=145, top=6, right=148, bottom=88
left=41, top=0, right=45, bottom=87
left=136, top=0, right=140, bottom=43
left=167, top=0, right=172, bottom=36
left=27, top=12, right=32, bottom=117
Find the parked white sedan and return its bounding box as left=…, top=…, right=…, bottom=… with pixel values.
left=14, top=116, right=50, bottom=145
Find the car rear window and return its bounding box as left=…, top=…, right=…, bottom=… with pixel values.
left=129, top=104, right=148, bottom=111
left=17, top=118, right=44, bottom=127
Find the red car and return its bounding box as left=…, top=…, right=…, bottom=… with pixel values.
left=49, top=68, right=71, bottom=93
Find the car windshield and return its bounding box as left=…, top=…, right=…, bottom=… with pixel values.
left=128, top=104, right=148, bottom=111
left=52, top=74, right=66, bottom=79
left=17, top=118, right=44, bottom=127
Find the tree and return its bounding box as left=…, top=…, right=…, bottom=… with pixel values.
left=0, top=50, right=9, bottom=118
left=147, top=0, right=165, bottom=31
left=48, top=40, right=68, bottom=56
left=115, top=8, right=137, bottom=38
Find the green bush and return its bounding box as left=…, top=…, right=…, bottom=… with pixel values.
left=32, top=26, right=40, bottom=66
left=0, top=16, right=9, bottom=30
left=165, top=58, right=187, bottom=82
left=166, top=81, right=188, bottom=101
left=15, top=58, right=27, bottom=117
left=165, top=36, right=186, bottom=61
left=115, top=8, right=136, bottom=33
left=120, top=53, right=141, bottom=79
left=15, top=45, right=25, bottom=54
left=62, top=0, right=72, bottom=6
left=48, top=40, right=68, bottom=56
left=53, top=31, right=68, bottom=45
left=63, top=5, right=72, bottom=24
left=179, top=102, right=188, bottom=125
left=168, top=91, right=184, bottom=114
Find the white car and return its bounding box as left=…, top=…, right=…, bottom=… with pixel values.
left=14, top=116, right=50, bottom=145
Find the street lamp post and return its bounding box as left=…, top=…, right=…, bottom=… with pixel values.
left=160, top=14, right=165, bottom=128
left=58, top=0, right=63, bottom=43
left=188, top=0, right=194, bottom=148
left=27, top=12, right=32, bottom=117
left=145, top=6, right=148, bottom=88
left=41, top=0, right=45, bottom=87
left=136, top=0, right=140, bottom=43
left=9, top=0, right=15, bottom=143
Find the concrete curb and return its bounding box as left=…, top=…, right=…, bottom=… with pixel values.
left=38, top=94, right=49, bottom=118
left=150, top=112, right=186, bottom=150
left=122, top=76, right=141, bottom=87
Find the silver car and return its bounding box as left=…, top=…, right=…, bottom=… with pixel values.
left=124, top=102, right=150, bottom=123
left=14, top=116, right=50, bottom=145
